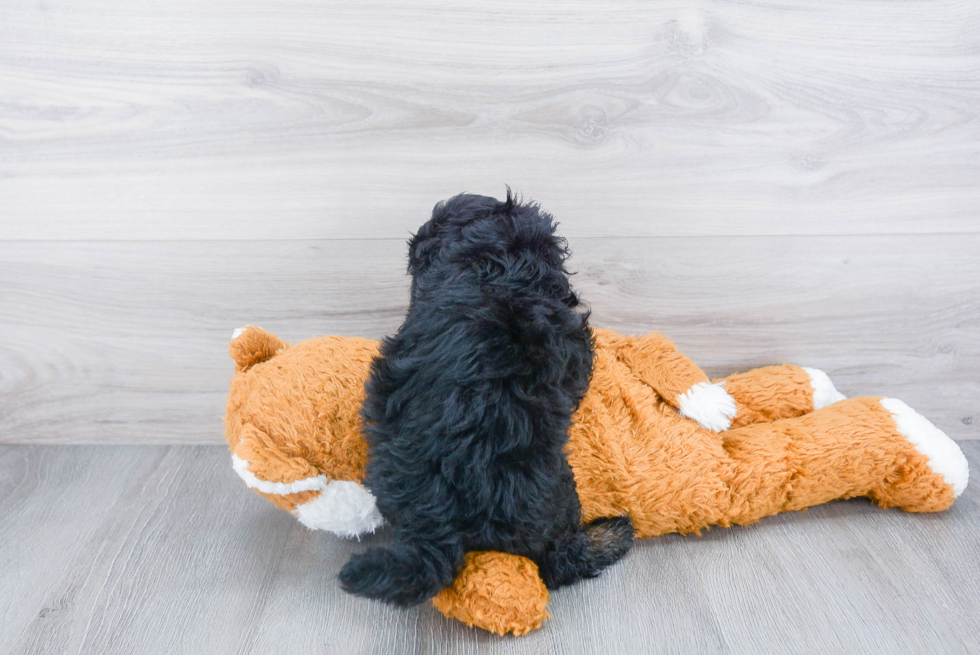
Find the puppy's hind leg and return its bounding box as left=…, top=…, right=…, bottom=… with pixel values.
left=339, top=539, right=464, bottom=607
left=538, top=515, right=634, bottom=590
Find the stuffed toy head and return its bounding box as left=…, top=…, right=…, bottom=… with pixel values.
left=225, top=327, right=383, bottom=537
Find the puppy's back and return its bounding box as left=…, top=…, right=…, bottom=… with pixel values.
left=341, top=193, right=630, bottom=607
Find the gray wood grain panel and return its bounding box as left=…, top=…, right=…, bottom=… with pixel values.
left=0, top=447, right=159, bottom=649
left=1, top=235, right=976, bottom=444
left=0, top=446, right=296, bottom=654
left=2, top=444, right=978, bottom=654
left=2, top=0, right=978, bottom=239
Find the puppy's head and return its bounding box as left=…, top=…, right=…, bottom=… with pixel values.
left=407, top=192, right=502, bottom=279
left=407, top=190, right=581, bottom=308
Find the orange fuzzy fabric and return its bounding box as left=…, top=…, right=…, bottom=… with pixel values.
left=433, top=552, right=550, bottom=636
left=226, top=333, right=379, bottom=504
left=721, top=364, right=815, bottom=429
left=225, top=326, right=965, bottom=635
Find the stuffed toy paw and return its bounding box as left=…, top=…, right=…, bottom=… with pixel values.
left=432, top=552, right=550, bottom=636
left=676, top=381, right=738, bottom=431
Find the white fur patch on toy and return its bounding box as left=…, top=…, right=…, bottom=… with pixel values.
left=803, top=367, right=847, bottom=409
left=677, top=381, right=737, bottom=432
left=231, top=326, right=253, bottom=341
left=293, top=483, right=384, bottom=538
left=231, top=455, right=383, bottom=537
left=881, top=397, right=969, bottom=498
left=232, top=455, right=328, bottom=494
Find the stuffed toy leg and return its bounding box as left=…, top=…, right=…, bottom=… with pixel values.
left=224, top=327, right=969, bottom=636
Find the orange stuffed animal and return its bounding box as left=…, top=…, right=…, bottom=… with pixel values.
left=224, top=325, right=968, bottom=636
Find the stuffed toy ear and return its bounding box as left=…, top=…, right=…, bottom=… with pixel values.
left=229, top=325, right=289, bottom=372
left=432, top=552, right=550, bottom=636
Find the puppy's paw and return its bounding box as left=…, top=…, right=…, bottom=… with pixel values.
left=339, top=548, right=397, bottom=598
left=340, top=546, right=448, bottom=607
left=677, top=381, right=737, bottom=432
left=584, top=515, right=634, bottom=568
left=539, top=515, right=634, bottom=589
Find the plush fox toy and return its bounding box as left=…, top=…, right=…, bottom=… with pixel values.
left=224, top=325, right=968, bottom=636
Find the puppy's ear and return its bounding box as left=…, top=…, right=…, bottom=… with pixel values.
left=408, top=209, right=443, bottom=277
left=560, top=312, right=595, bottom=408
left=407, top=198, right=454, bottom=278
left=407, top=225, right=438, bottom=278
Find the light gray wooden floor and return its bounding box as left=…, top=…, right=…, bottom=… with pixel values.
left=1, top=443, right=978, bottom=655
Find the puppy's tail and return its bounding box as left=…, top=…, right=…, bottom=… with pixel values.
left=539, top=515, right=634, bottom=590
left=229, top=325, right=289, bottom=372
left=339, top=542, right=463, bottom=607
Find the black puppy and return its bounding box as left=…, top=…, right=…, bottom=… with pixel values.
left=339, top=192, right=633, bottom=606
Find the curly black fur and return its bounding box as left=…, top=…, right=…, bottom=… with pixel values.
left=339, top=191, right=634, bottom=606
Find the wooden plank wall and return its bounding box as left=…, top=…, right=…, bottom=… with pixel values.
left=1, top=0, right=978, bottom=443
